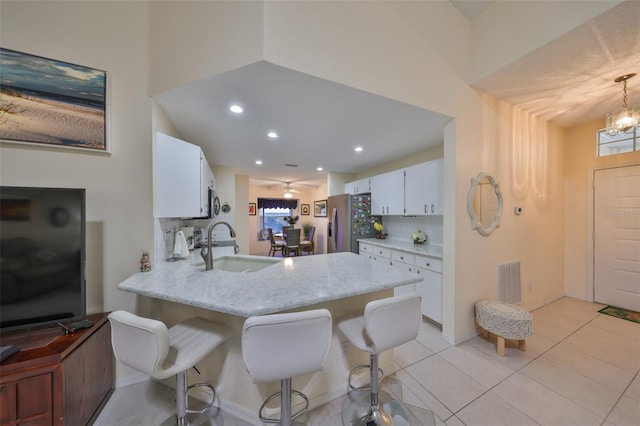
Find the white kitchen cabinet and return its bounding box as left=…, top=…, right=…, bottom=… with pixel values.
left=155, top=132, right=214, bottom=218
left=405, top=159, right=443, bottom=215
left=370, top=169, right=404, bottom=215
left=390, top=251, right=416, bottom=296
left=415, top=255, right=442, bottom=323
left=345, top=177, right=371, bottom=195
left=360, top=241, right=442, bottom=323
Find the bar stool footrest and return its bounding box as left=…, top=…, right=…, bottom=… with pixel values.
left=186, top=382, right=216, bottom=414
left=348, top=364, right=384, bottom=392
left=259, top=389, right=309, bottom=424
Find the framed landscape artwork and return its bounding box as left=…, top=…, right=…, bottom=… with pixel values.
left=314, top=200, right=327, bottom=217
left=301, top=204, right=310, bottom=215
left=0, top=48, right=108, bottom=152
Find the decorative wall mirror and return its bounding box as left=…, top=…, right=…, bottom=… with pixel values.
left=467, top=172, right=503, bottom=236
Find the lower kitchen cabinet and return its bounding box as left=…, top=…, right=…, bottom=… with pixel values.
left=360, top=242, right=442, bottom=324
left=416, top=267, right=442, bottom=323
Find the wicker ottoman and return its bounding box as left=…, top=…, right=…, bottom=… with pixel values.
left=475, top=299, right=533, bottom=356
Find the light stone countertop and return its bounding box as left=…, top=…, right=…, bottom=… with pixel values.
left=117, top=252, right=423, bottom=317
left=358, top=238, right=443, bottom=259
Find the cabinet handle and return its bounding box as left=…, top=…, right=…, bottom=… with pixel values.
left=426, top=263, right=431, bottom=267
left=425, top=204, right=427, bottom=213
left=400, top=256, right=404, bottom=260
left=431, top=204, right=435, bottom=213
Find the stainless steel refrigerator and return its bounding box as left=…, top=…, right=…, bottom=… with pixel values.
left=327, top=194, right=377, bottom=254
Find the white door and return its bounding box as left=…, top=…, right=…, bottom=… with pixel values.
left=594, top=165, right=640, bottom=311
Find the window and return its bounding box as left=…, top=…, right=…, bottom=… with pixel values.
left=597, top=127, right=638, bottom=157
left=257, top=198, right=298, bottom=240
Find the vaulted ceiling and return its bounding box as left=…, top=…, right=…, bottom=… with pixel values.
left=154, top=1, right=639, bottom=189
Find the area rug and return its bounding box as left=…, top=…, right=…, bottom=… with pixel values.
left=598, top=306, right=640, bottom=324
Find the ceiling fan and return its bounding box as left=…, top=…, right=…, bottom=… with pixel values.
left=282, top=182, right=301, bottom=199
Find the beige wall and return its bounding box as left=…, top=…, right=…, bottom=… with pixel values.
left=450, top=94, right=566, bottom=341
left=0, top=1, right=153, bottom=317
left=564, top=118, right=640, bottom=300
left=149, top=1, right=264, bottom=95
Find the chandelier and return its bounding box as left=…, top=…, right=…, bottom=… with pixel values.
left=606, top=73, right=639, bottom=136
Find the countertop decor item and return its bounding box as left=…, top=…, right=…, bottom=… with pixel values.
left=374, top=220, right=385, bottom=239
left=140, top=251, right=151, bottom=272
left=411, top=229, right=427, bottom=244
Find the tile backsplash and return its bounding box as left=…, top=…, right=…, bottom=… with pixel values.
left=380, top=215, right=443, bottom=246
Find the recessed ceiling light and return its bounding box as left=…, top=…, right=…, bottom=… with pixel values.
left=267, top=131, right=279, bottom=139
left=317, top=167, right=323, bottom=171
left=255, top=160, right=263, bottom=165
left=230, top=105, right=243, bottom=114
left=354, top=146, right=363, bottom=152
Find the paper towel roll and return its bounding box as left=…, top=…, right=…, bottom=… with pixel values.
left=173, top=230, right=190, bottom=258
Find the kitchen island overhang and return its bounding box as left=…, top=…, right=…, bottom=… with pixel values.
left=116, top=252, right=424, bottom=423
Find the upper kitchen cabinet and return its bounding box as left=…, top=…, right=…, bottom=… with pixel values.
left=371, top=158, right=444, bottom=216
left=405, top=158, right=443, bottom=215
left=345, top=177, right=371, bottom=195
left=371, top=169, right=405, bottom=215
left=155, top=132, right=214, bottom=218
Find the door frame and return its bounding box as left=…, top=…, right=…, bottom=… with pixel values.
left=586, top=162, right=640, bottom=303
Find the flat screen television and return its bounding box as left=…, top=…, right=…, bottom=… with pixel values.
left=0, top=186, right=86, bottom=333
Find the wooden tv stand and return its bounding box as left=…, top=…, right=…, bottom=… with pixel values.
left=0, top=313, right=114, bottom=425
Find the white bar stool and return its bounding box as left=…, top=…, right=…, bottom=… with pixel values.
left=242, top=309, right=333, bottom=426
left=108, top=311, right=230, bottom=426
left=338, top=293, right=422, bottom=426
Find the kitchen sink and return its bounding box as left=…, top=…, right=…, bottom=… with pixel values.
left=211, top=256, right=281, bottom=273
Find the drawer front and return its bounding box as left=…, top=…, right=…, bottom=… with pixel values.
left=359, top=243, right=373, bottom=255
left=390, top=260, right=415, bottom=274
left=415, top=255, right=442, bottom=272
left=391, top=251, right=415, bottom=265
left=372, top=247, right=390, bottom=258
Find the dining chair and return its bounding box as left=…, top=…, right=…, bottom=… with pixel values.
left=268, top=228, right=285, bottom=257
left=284, top=228, right=301, bottom=257
left=300, top=226, right=315, bottom=255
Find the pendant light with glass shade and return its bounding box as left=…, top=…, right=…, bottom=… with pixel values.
left=606, top=73, right=640, bottom=136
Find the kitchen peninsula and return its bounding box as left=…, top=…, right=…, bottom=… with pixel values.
left=117, top=252, right=423, bottom=423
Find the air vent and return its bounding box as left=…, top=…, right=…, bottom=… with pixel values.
left=284, top=164, right=298, bottom=168
left=497, top=261, right=521, bottom=304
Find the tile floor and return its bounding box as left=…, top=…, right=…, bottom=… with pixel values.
left=95, top=297, right=640, bottom=426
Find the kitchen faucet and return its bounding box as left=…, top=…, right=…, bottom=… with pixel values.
left=201, top=221, right=237, bottom=270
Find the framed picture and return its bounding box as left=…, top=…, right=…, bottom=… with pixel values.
left=314, top=200, right=327, bottom=217
left=0, top=48, right=108, bottom=153
left=249, top=203, right=256, bottom=216
left=301, top=204, right=310, bottom=215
